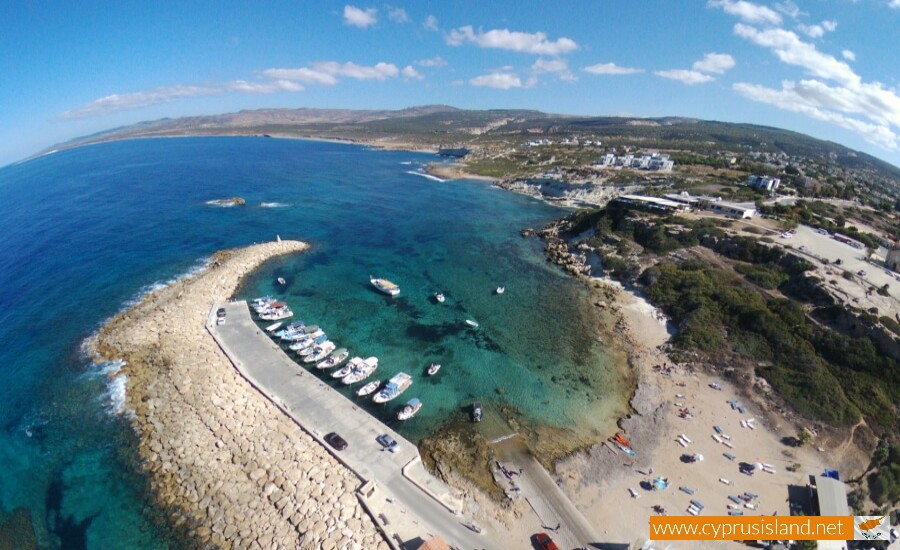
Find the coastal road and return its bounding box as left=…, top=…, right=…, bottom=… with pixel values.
left=210, top=301, right=497, bottom=550
left=496, top=438, right=600, bottom=549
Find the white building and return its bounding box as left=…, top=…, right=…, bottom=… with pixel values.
left=599, top=153, right=674, bottom=172
left=747, top=175, right=781, bottom=192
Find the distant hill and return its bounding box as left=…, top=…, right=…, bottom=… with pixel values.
left=44, top=105, right=900, bottom=190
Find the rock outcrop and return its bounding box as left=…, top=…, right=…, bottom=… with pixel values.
left=93, top=241, right=387, bottom=550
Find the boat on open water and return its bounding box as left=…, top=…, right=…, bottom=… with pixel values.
left=434, top=292, right=445, bottom=303
left=370, top=276, right=400, bottom=296
left=427, top=363, right=441, bottom=376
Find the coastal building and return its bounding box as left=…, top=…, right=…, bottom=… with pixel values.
left=614, top=194, right=689, bottom=214
left=700, top=197, right=756, bottom=219
left=885, top=245, right=900, bottom=272
left=808, top=474, right=850, bottom=550
left=747, top=175, right=781, bottom=192
left=597, top=153, right=674, bottom=172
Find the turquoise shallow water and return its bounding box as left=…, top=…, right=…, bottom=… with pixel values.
left=0, top=137, right=628, bottom=548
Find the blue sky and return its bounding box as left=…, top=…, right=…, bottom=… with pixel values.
left=2, top=1, right=899, bottom=167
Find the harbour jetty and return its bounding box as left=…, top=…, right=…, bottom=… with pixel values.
left=92, top=240, right=388, bottom=549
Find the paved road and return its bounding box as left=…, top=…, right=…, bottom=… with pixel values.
left=211, top=301, right=495, bottom=550
left=496, top=437, right=600, bottom=549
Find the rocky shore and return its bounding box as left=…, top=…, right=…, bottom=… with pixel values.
left=92, top=240, right=388, bottom=550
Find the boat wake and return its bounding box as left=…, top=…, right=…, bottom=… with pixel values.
left=259, top=202, right=291, bottom=208
left=405, top=171, right=446, bottom=183
left=205, top=200, right=239, bottom=207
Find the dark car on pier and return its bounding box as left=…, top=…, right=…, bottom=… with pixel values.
left=324, top=432, right=348, bottom=451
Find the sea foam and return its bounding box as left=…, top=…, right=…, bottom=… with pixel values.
left=405, top=170, right=447, bottom=183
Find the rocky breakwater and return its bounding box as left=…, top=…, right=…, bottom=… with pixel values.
left=536, top=219, right=591, bottom=277
left=92, top=240, right=387, bottom=550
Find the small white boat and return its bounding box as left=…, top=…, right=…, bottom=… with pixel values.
left=316, top=348, right=348, bottom=370
left=332, top=356, right=364, bottom=379
left=397, top=398, right=422, bottom=421
left=496, top=286, right=505, bottom=294
left=357, top=380, right=381, bottom=396
left=304, top=341, right=336, bottom=363
left=277, top=277, right=286, bottom=285
left=342, top=357, right=379, bottom=384
left=370, top=275, right=400, bottom=296
left=465, top=319, right=479, bottom=328
left=265, top=322, right=283, bottom=333
left=299, top=338, right=331, bottom=357
left=373, top=372, right=413, bottom=403
left=427, top=363, right=441, bottom=376
left=435, top=292, right=445, bottom=303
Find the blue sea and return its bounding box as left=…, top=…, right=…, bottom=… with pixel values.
left=0, top=137, right=629, bottom=548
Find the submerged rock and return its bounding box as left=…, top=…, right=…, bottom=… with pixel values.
left=205, top=196, right=246, bottom=207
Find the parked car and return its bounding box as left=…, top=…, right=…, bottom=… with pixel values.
left=324, top=432, right=348, bottom=451
left=533, top=533, right=559, bottom=550
left=376, top=433, right=398, bottom=452
left=216, top=307, right=226, bottom=318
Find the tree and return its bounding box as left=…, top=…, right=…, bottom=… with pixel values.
left=799, top=429, right=813, bottom=446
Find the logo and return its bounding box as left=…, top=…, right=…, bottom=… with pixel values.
left=854, top=515, right=890, bottom=541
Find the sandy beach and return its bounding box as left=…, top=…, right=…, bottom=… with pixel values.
left=92, top=240, right=388, bottom=550
left=553, top=280, right=836, bottom=547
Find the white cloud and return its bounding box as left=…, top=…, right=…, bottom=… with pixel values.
left=774, top=1, right=801, bottom=18
left=263, top=61, right=399, bottom=85
left=733, top=82, right=899, bottom=149
left=386, top=6, right=409, bottom=23
left=692, top=52, right=736, bottom=74
left=531, top=58, right=576, bottom=82
left=842, top=49, right=856, bottom=61
left=469, top=71, right=523, bottom=89
left=423, top=15, right=439, bottom=31
left=446, top=26, right=578, bottom=55
left=416, top=56, right=447, bottom=67
left=401, top=65, right=424, bottom=80
left=343, top=5, right=377, bottom=28
left=583, top=62, right=643, bottom=75
left=61, top=85, right=221, bottom=118
left=890, top=0, right=900, bottom=8
left=797, top=20, right=837, bottom=38
left=227, top=80, right=304, bottom=93
left=655, top=69, right=716, bottom=85
left=733, top=23, right=859, bottom=86
left=262, top=67, right=340, bottom=85
left=708, top=0, right=782, bottom=25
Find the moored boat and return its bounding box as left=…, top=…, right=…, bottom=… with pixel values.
left=357, top=380, right=380, bottom=396
left=332, top=356, right=363, bottom=379
left=258, top=302, right=293, bottom=320
left=289, top=333, right=327, bottom=351
left=373, top=372, right=412, bottom=403
left=265, top=322, right=283, bottom=333
left=397, top=398, right=422, bottom=420
left=472, top=401, right=483, bottom=423
left=303, top=341, right=335, bottom=363
left=342, top=356, right=378, bottom=384
left=370, top=275, right=400, bottom=296
left=496, top=286, right=505, bottom=294
left=316, top=348, right=348, bottom=369
left=277, top=277, right=286, bottom=285
left=434, top=292, right=445, bottom=303
left=427, top=363, right=441, bottom=376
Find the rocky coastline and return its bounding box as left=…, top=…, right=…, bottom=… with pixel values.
left=92, top=240, right=387, bottom=550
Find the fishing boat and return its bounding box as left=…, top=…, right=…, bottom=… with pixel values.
left=303, top=341, right=335, bottom=363
left=274, top=322, right=307, bottom=338
left=259, top=303, right=293, bottom=321
left=265, top=322, right=283, bottom=333
left=465, top=319, right=479, bottom=328
left=316, top=348, right=348, bottom=370
left=332, top=356, right=364, bottom=379
left=252, top=296, right=275, bottom=309
left=496, top=286, right=505, bottom=295
left=357, top=380, right=380, bottom=396
left=277, top=277, right=286, bottom=285
left=281, top=326, right=322, bottom=341
left=397, top=398, right=422, bottom=420
left=427, top=363, right=441, bottom=376
left=370, top=275, right=400, bottom=296
left=434, top=292, right=445, bottom=303
left=289, top=333, right=327, bottom=351
left=342, top=357, right=378, bottom=384
left=472, top=402, right=483, bottom=423
left=373, top=372, right=412, bottom=403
